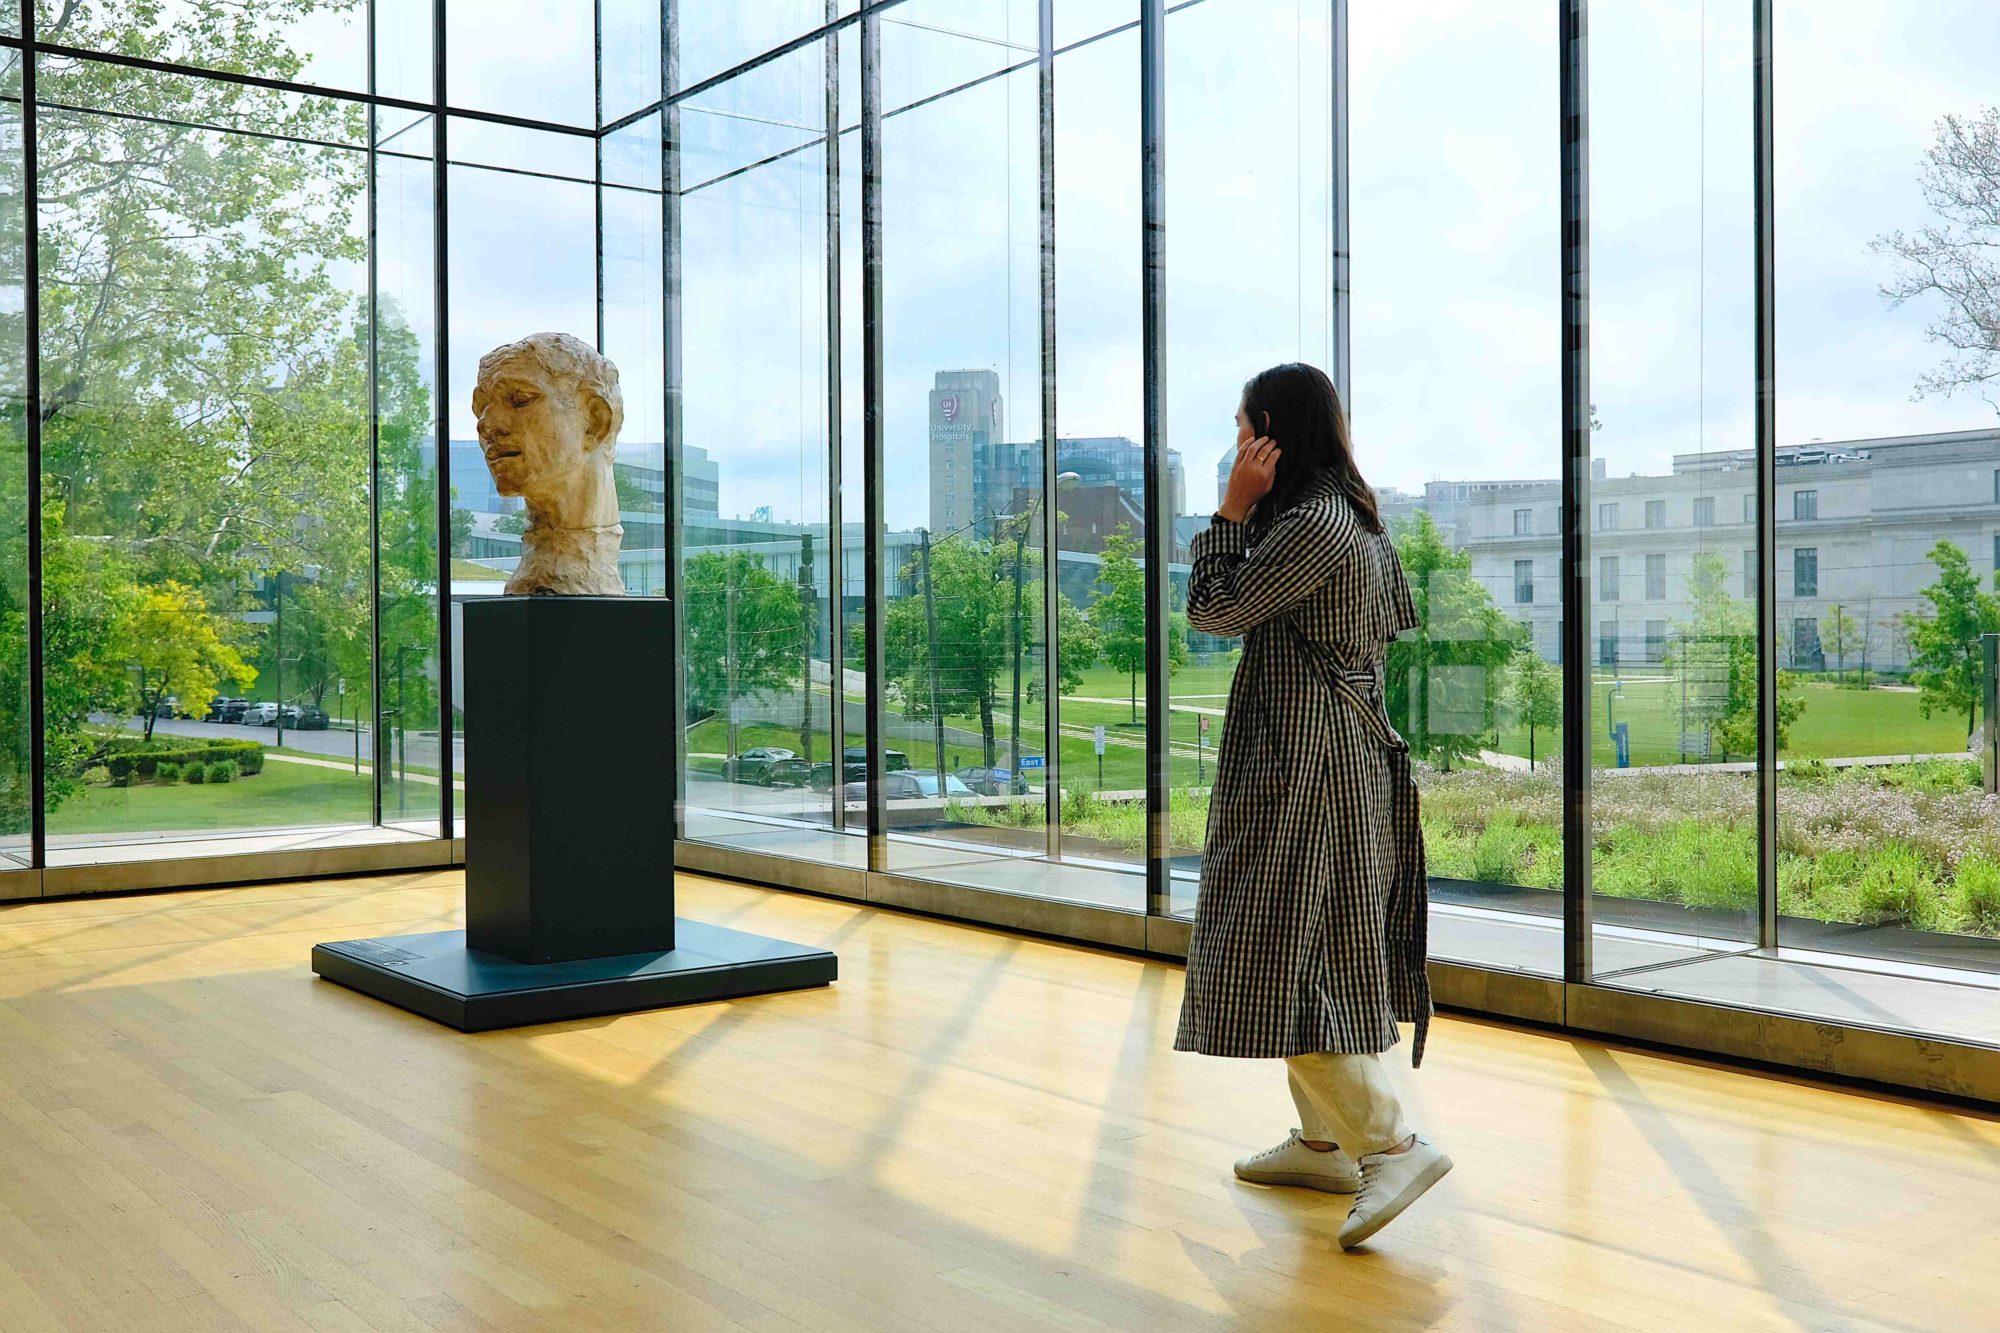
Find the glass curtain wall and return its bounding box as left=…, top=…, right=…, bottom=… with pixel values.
left=3, top=1, right=1997, bottom=1051
left=0, top=1, right=665, bottom=869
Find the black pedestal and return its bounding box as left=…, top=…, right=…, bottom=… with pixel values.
left=312, top=596, right=835, bottom=1029
left=311, top=921, right=836, bottom=1032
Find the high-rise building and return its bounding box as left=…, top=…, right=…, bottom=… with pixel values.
left=683, top=444, right=720, bottom=517
left=929, top=369, right=1003, bottom=535
left=976, top=435, right=1185, bottom=528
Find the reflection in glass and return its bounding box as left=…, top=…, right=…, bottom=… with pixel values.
left=1166, top=0, right=1332, bottom=913
left=1590, top=3, right=1759, bottom=966
left=376, top=112, right=443, bottom=833
left=34, top=0, right=373, bottom=97
left=1346, top=5, right=1563, bottom=973
left=0, top=56, right=24, bottom=865
left=1774, top=1, right=2000, bottom=968
left=35, top=58, right=374, bottom=860
left=678, top=42, right=838, bottom=851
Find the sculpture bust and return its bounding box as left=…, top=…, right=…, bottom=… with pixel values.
left=471, top=332, right=627, bottom=596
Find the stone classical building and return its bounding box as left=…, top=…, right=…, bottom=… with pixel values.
left=1453, top=428, right=2000, bottom=671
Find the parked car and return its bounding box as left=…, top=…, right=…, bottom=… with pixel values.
left=149, top=695, right=181, bottom=720
left=811, top=747, right=911, bottom=791
left=727, top=746, right=795, bottom=783
left=760, top=757, right=816, bottom=788
left=956, top=765, right=1028, bottom=796
left=206, top=696, right=249, bottom=723
left=296, top=704, right=330, bottom=731
left=243, top=702, right=301, bottom=727
left=842, top=770, right=973, bottom=802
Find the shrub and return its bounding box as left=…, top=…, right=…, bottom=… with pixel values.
left=184, top=763, right=206, bottom=785
left=82, top=765, right=111, bottom=787
left=236, top=748, right=264, bottom=776
left=103, top=738, right=264, bottom=781
left=154, top=762, right=182, bottom=784
left=1785, top=756, right=1835, bottom=784
left=205, top=761, right=236, bottom=784
left=1471, top=811, right=1533, bottom=884
left=1952, top=856, right=2000, bottom=936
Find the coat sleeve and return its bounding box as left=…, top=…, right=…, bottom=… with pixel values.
left=1187, top=500, right=1358, bottom=638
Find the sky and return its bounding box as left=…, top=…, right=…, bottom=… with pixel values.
left=105, top=0, right=2000, bottom=526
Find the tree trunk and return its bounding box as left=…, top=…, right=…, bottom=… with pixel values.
left=1528, top=723, right=1535, bottom=768
left=1129, top=668, right=1137, bottom=722
left=979, top=692, right=996, bottom=768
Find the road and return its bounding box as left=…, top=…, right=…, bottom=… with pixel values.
left=124, top=716, right=466, bottom=775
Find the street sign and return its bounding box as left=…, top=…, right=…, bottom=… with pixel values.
left=1019, top=755, right=1045, bottom=769
left=1198, top=714, right=1211, bottom=734
left=337, top=678, right=346, bottom=696
left=1093, top=725, right=1106, bottom=756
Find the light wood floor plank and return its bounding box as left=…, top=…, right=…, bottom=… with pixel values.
left=0, top=870, right=1995, bottom=1331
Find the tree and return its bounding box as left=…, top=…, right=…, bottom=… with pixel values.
left=1385, top=513, right=1520, bottom=770
left=1668, top=551, right=1805, bottom=759
left=1820, top=604, right=1859, bottom=685
left=1090, top=528, right=1187, bottom=721
left=682, top=551, right=806, bottom=732
left=1507, top=650, right=1561, bottom=767
left=1907, top=539, right=2000, bottom=736
left=4, top=4, right=417, bottom=813
left=1875, top=106, right=2000, bottom=405
left=125, top=583, right=257, bottom=742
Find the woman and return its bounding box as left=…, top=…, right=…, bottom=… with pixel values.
left=1174, top=362, right=1450, bottom=1250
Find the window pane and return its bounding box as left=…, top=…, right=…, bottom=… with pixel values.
left=36, top=60, right=376, bottom=861
left=677, top=43, right=840, bottom=852
left=376, top=112, right=444, bottom=833
left=0, top=54, right=24, bottom=865
left=1351, top=3, right=1562, bottom=974
left=1590, top=3, right=1761, bottom=970
left=1168, top=0, right=1330, bottom=914
left=1773, top=0, right=2000, bottom=988
left=34, top=0, right=379, bottom=97
left=447, top=0, right=594, bottom=127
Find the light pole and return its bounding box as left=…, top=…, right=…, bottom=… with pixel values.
left=919, top=527, right=946, bottom=795
left=1005, top=472, right=1078, bottom=799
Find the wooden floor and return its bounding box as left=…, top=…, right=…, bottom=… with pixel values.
left=0, top=873, right=1995, bottom=1333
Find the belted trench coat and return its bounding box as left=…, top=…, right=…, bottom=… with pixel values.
left=1173, top=473, right=1433, bottom=1066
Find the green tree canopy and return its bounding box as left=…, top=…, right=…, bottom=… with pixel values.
left=1386, top=512, right=1520, bottom=769
left=1908, top=538, right=2000, bottom=735
left=1090, top=529, right=1187, bottom=721
left=682, top=551, right=806, bottom=728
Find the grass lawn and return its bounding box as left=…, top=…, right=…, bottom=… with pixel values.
left=49, top=760, right=374, bottom=836
left=1494, top=676, right=1972, bottom=766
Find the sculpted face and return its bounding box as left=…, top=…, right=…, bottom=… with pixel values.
left=473, top=356, right=606, bottom=499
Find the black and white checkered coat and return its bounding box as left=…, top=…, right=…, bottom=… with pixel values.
left=1173, top=472, right=1433, bottom=1066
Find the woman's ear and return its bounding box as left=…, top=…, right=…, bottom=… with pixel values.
left=1260, top=410, right=1272, bottom=436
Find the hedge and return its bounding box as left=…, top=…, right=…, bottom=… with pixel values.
left=103, top=737, right=265, bottom=781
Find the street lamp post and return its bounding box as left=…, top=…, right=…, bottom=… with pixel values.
left=1005, top=473, right=1077, bottom=804
left=919, top=527, right=946, bottom=796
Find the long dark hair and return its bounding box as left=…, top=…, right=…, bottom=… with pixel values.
left=1240, top=362, right=1383, bottom=533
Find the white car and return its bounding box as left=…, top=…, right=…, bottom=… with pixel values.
left=240, top=702, right=280, bottom=726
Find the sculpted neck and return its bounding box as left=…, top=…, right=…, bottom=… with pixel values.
left=508, top=456, right=626, bottom=596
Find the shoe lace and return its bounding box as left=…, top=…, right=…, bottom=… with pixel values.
left=1247, top=1130, right=1305, bottom=1166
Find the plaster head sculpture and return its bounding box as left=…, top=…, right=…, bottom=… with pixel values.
left=472, top=332, right=627, bottom=596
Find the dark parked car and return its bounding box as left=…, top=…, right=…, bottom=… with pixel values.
left=956, top=765, right=1029, bottom=796
left=296, top=704, right=330, bottom=731
left=760, top=758, right=816, bottom=788
left=811, top=747, right=911, bottom=791
left=206, top=697, right=249, bottom=723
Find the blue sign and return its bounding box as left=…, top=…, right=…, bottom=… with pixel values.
left=1613, top=722, right=1630, bottom=769
left=1019, top=755, right=1045, bottom=769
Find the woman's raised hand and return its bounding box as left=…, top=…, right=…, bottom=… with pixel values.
left=1217, top=436, right=1280, bottom=523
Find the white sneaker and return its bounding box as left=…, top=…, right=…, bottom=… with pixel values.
left=1338, top=1137, right=1453, bottom=1249
left=1233, top=1130, right=1362, bottom=1193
